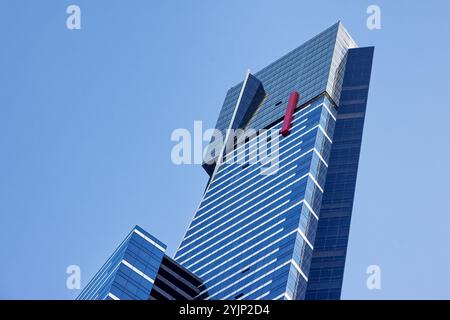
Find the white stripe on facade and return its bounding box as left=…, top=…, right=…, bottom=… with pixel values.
left=180, top=192, right=291, bottom=246
left=239, top=281, right=272, bottom=300
left=273, top=292, right=293, bottom=300
left=196, top=227, right=303, bottom=278
left=217, top=119, right=307, bottom=179
left=313, top=148, right=328, bottom=167
left=81, top=260, right=122, bottom=300
left=318, top=124, right=332, bottom=143
left=206, top=259, right=277, bottom=300
left=196, top=249, right=280, bottom=296
left=308, top=173, right=324, bottom=193
left=133, top=229, right=166, bottom=252
left=215, top=99, right=332, bottom=177
left=219, top=260, right=291, bottom=300
left=302, top=198, right=319, bottom=220
left=255, top=291, right=270, bottom=300
left=198, top=155, right=299, bottom=214
left=191, top=172, right=297, bottom=225
left=183, top=218, right=287, bottom=267
left=291, top=259, right=308, bottom=281
left=121, top=260, right=154, bottom=284
left=192, top=145, right=321, bottom=227
left=210, top=123, right=319, bottom=189
left=107, top=292, right=120, bottom=300
left=194, top=228, right=285, bottom=275
left=180, top=200, right=312, bottom=263
left=203, top=136, right=305, bottom=203
left=213, top=100, right=334, bottom=180
left=322, top=103, right=336, bottom=121
left=208, top=70, right=252, bottom=186
left=177, top=200, right=290, bottom=259
left=217, top=112, right=309, bottom=169
left=77, top=231, right=134, bottom=299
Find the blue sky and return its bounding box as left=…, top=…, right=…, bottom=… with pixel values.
left=1, top=0, right=449, bottom=299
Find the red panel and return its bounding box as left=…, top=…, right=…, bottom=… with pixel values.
left=280, top=91, right=300, bottom=136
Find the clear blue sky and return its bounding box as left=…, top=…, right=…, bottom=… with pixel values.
left=1, top=0, right=449, bottom=299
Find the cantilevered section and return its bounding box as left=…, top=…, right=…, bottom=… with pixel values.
left=202, top=22, right=357, bottom=176
left=203, top=71, right=266, bottom=175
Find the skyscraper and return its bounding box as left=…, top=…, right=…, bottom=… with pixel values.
left=79, top=21, right=373, bottom=301
left=174, top=22, right=373, bottom=300
left=77, top=226, right=202, bottom=300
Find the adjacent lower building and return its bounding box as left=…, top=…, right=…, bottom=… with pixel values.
left=79, top=21, right=373, bottom=300
left=77, top=226, right=201, bottom=300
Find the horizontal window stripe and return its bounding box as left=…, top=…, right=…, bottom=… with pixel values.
left=203, top=135, right=305, bottom=203
left=190, top=172, right=297, bottom=229
left=254, top=291, right=270, bottom=300
left=194, top=228, right=285, bottom=276
left=191, top=146, right=319, bottom=228
left=196, top=249, right=280, bottom=296
left=182, top=218, right=286, bottom=267
left=177, top=200, right=290, bottom=260
left=220, top=260, right=291, bottom=300
left=133, top=229, right=165, bottom=252
left=239, top=282, right=272, bottom=300
left=121, top=260, right=154, bottom=284
left=179, top=192, right=290, bottom=248
left=199, top=144, right=302, bottom=212
left=107, top=293, right=120, bottom=300
left=216, top=105, right=316, bottom=173
left=206, top=259, right=277, bottom=299
left=194, top=168, right=296, bottom=223
left=195, top=227, right=302, bottom=278
left=211, top=121, right=319, bottom=189
left=211, top=121, right=307, bottom=186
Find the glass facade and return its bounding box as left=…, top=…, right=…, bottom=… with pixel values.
left=79, top=22, right=373, bottom=301
left=77, top=226, right=166, bottom=300
left=203, top=22, right=357, bottom=174
left=77, top=225, right=203, bottom=301
left=175, top=22, right=374, bottom=300
left=176, top=96, right=337, bottom=300
left=149, top=255, right=204, bottom=300
left=305, top=47, right=374, bottom=300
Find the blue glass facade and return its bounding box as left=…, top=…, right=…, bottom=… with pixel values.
left=203, top=22, right=357, bottom=174
left=77, top=226, right=166, bottom=300
left=176, top=96, right=337, bottom=300
left=305, top=47, right=374, bottom=300
left=78, top=225, right=203, bottom=300
left=175, top=22, right=374, bottom=300
left=79, top=22, right=373, bottom=301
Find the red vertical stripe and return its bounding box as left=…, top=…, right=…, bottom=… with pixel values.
left=280, top=91, right=300, bottom=136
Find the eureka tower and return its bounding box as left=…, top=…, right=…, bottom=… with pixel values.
left=174, top=21, right=374, bottom=300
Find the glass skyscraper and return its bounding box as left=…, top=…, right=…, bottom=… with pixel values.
left=77, top=226, right=202, bottom=300
left=79, top=21, right=373, bottom=301
left=174, top=21, right=373, bottom=300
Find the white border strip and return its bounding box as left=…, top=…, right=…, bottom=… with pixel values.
left=121, top=260, right=154, bottom=284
